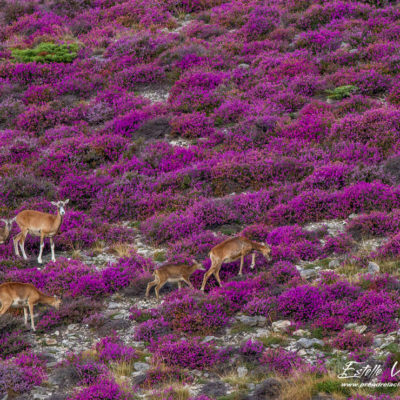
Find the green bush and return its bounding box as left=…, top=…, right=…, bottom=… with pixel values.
left=314, top=379, right=350, bottom=396
left=12, top=43, right=79, bottom=63
left=326, top=85, right=358, bottom=100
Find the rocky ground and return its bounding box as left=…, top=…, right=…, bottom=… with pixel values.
left=17, top=217, right=396, bottom=400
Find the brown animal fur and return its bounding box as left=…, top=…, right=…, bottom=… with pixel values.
left=200, top=236, right=271, bottom=291
left=13, top=200, right=69, bottom=263
left=146, top=260, right=205, bottom=300
left=0, top=282, right=61, bottom=331
left=0, top=218, right=14, bottom=244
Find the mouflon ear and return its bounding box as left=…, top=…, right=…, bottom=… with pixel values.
left=51, top=201, right=57, bottom=206
left=64, top=199, right=70, bottom=204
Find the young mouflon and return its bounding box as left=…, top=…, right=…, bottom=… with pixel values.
left=146, top=260, right=205, bottom=300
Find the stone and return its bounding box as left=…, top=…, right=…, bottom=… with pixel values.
left=202, top=336, right=218, bottom=343
left=255, top=328, right=271, bottom=338
left=237, top=366, right=248, bottom=378
left=45, top=338, right=57, bottom=346
left=237, top=315, right=258, bottom=326
left=132, top=374, right=147, bottom=386
left=199, top=381, right=228, bottom=398
left=108, top=301, right=120, bottom=309
left=296, top=338, right=324, bottom=349
left=247, top=378, right=281, bottom=400
left=300, top=269, right=318, bottom=279
left=368, top=262, right=380, bottom=274
left=328, top=259, right=341, bottom=269
left=271, top=320, right=291, bottom=332
left=293, top=329, right=310, bottom=337
left=256, top=316, right=267, bottom=326
left=354, top=325, right=367, bottom=334
left=134, top=362, right=150, bottom=372
left=238, top=63, right=250, bottom=69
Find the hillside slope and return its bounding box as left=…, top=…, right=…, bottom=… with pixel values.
left=1, top=0, right=400, bottom=399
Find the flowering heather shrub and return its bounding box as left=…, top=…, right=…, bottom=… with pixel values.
left=323, top=233, right=354, bottom=256
left=348, top=291, right=400, bottom=333
left=296, top=29, right=342, bottom=54
left=330, top=330, right=373, bottom=351
left=330, top=107, right=400, bottom=153
left=95, top=335, right=138, bottom=364
left=0, top=358, right=43, bottom=397
left=242, top=296, right=277, bottom=319
left=378, top=233, right=400, bottom=258
left=2, top=0, right=400, bottom=395
left=151, top=334, right=229, bottom=370
left=141, top=365, right=193, bottom=388
left=346, top=211, right=400, bottom=239
left=68, top=379, right=134, bottom=400
left=278, top=285, right=324, bottom=322
left=239, top=339, right=264, bottom=361
left=166, top=231, right=224, bottom=260
left=160, top=292, right=231, bottom=335
left=170, top=112, right=215, bottom=138
left=260, top=348, right=304, bottom=375
left=36, top=297, right=103, bottom=332
left=134, top=317, right=170, bottom=342
left=101, top=255, right=154, bottom=293
left=267, top=182, right=400, bottom=226
left=57, top=354, right=107, bottom=386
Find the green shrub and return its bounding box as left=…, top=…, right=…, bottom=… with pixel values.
left=326, top=85, right=358, bottom=100
left=153, top=251, right=166, bottom=262
left=314, top=378, right=350, bottom=396
left=12, top=43, right=79, bottom=63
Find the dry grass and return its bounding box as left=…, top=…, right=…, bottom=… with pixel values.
left=109, top=242, right=135, bottom=257
left=70, top=249, right=83, bottom=260
left=90, top=240, right=106, bottom=255
left=110, top=360, right=135, bottom=378
left=336, top=262, right=360, bottom=278
left=221, top=370, right=268, bottom=390
left=145, top=383, right=190, bottom=400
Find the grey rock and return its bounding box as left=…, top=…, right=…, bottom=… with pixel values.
left=247, top=378, right=281, bottom=400
left=237, top=315, right=258, bottom=326
left=296, top=338, right=324, bottom=349
left=132, top=374, right=146, bottom=386
left=328, top=259, right=341, bottom=269
left=271, top=320, right=291, bottom=332
left=298, top=349, right=307, bottom=356
left=202, top=336, right=218, bottom=343
left=108, top=302, right=120, bottom=309
left=238, top=63, right=250, bottom=69
left=354, top=325, right=368, bottom=334
left=293, top=329, right=310, bottom=337
left=368, top=262, right=380, bottom=274
left=256, top=316, right=267, bottom=326
left=237, top=366, right=248, bottom=378
left=134, top=362, right=150, bottom=372
left=199, top=381, right=229, bottom=398
left=300, top=269, right=318, bottom=279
